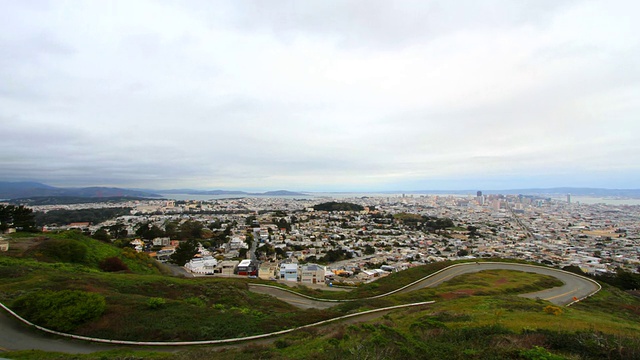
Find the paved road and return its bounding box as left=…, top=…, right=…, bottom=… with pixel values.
left=0, top=311, right=113, bottom=353
left=250, top=262, right=600, bottom=308
left=399, top=262, right=600, bottom=305
left=249, top=285, right=338, bottom=309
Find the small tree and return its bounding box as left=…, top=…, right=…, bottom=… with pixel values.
left=364, top=245, right=376, bottom=255
left=170, top=239, right=199, bottom=266
left=92, top=228, right=111, bottom=242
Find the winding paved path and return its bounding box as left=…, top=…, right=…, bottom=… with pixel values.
left=397, top=262, right=600, bottom=305
left=249, top=262, right=601, bottom=307
left=0, top=262, right=600, bottom=354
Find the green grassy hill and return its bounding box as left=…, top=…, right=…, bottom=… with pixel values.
left=2, top=232, right=640, bottom=359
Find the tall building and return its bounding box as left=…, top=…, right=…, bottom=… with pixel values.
left=567, top=194, right=571, bottom=204
left=476, top=191, right=484, bottom=205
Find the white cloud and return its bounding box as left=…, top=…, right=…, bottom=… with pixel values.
left=0, top=0, right=638, bottom=190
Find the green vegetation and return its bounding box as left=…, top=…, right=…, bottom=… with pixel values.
left=393, top=212, right=455, bottom=232
left=0, top=232, right=341, bottom=342
left=0, top=204, right=36, bottom=231
left=36, top=237, right=89, bottom=263
left=33, top=207, right=132, bottom=227
left=12, top=290, right=106, bottom=332
left=10, top=231, right=159, bottom=274
left=170, top=239, right=199, bottom=266
left=312, top=201, right=364, bottom=212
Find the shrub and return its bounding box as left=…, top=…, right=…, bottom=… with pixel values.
left=12, top=290, right=106, bottom=332
left=146, top=297, right=166, bottom=309
left=99, top=257, right=129, bottom=272
left=543, top=305, right=563, bottom=316
left=184, top=296, right=206, bottom=307
left=520, top=346, right=565, bottom=360
left=37, top=238, right=88, bottom=263
left=274, top=339, right=291, bottom=349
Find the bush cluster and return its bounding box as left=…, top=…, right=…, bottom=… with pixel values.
left=12, top=290, right=106, bottom=332
left=36, top=238, right=88, bottom=263
left=99, top=256, right=129, bottom=272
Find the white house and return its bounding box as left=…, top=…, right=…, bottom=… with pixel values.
left=279, top=263, right=298, bottom=282
left=185, top=256, right=218, bottom=275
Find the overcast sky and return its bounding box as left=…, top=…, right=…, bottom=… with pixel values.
left=1, top=0, right=638, bottom=191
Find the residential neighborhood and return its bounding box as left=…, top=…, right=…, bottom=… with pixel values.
left=11, top=194, right=640, bottom=285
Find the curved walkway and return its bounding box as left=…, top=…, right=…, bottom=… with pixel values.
left=0, top=262, right=600, bottom=353
left=249, top=262, right=601, bottom=307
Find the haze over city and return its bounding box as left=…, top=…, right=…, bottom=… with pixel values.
left=1, top=0, right=638, bottom=192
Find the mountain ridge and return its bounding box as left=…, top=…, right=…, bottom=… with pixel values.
left=0, top=182, right=161, bottom=199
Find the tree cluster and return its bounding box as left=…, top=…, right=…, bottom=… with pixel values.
left=34, top=208, right=131, bottom=227
left=313, top=202, right=364, bottom=212
left=170, top=239, right=200, bottom=266
left=0, top=204, right=36, bottom=232
left=394, top=213, right=455, bottom=232
left=320, top=249, right=353, bottom=263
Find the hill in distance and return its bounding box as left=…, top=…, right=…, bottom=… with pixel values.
left=0, top=181, right=161, bottom=200
left=157, top=189, right=308, bottom=196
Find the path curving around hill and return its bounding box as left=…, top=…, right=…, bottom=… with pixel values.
left=249, top=262, right=602, bottom=308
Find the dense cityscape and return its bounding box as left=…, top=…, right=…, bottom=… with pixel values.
left=13, top=193, right=638, bottom=286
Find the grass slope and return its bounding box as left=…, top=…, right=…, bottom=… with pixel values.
left=2, top=233, right=640, bottom=359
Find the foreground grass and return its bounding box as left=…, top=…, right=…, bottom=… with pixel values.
left=4, top=232, right=640, bottom=359
left=0, top=236, right=585, bottom=343
left=3, top=270, right=640, bottom=359
left=0, top=233, right=341, bottom=341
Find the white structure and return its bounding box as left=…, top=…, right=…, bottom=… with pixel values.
left=228, top=237, right=248, bottom=250
left=279, top=263, right=298, bottom=282
left=185, top=256, right=218, bottom=274
left=152, top=237, right=170, bottom=246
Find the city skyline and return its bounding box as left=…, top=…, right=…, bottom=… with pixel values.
left=1, top=1, right=639, bottom=191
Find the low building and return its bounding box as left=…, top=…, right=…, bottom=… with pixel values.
left=258, top=261, right=278, bottom=280
left=300, top=263, right=326, bottom=285
left=236, top=259, right=257, bottom=276
left=217, top=260, right=239, bottom=276
left=152, top=237, right=171, bottom=247
left=185, top=256, right=218, bottom=275
left=279, top=263, right=298, bottom=282
left=155, top=248, right=175, bottom=262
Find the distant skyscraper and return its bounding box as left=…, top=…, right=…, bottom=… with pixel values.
left=567, top=194, right=571, bottom=204
left=477, top=191, right=482, bottom=197
left=476, top=191, right=484, bottom=205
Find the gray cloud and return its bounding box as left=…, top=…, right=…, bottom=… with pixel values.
left=0, top=0, right=638, bottom=190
